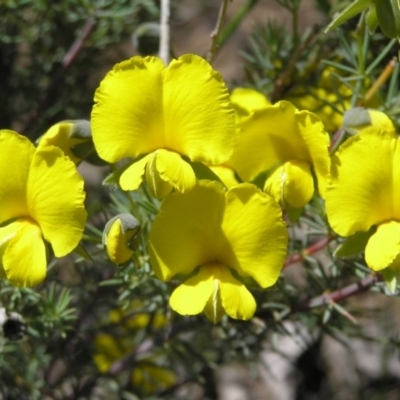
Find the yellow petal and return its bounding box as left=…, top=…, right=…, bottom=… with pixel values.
left=326, top=129, right=400, bottom=237
left=92, top=54, right=236, bottom=166
left=230, top=87, right=271, bottom=119
left=209, top=165, right=239, bottom=188
left=151, top=149, right=196, bottom=194
left=148, top=180, right=226, bottom=280
left=222, top=184, right=287, bottom=288
left=120, top=153, right=154, bottom=191
left=145, top=151, right=173, bottom=199
left=162, top=54, right=236, bottom=165
left=92, top=56, right=165, bottom=162
left=264, top=160, right=314, bottom=208
left=0, top=130, right=33, bottom=224
left=365, top=221, right=400, bottom=271
left=0, top=219, right=46, bottom=287
left=218, top=266, right=256, bottom=320
left=169, top=266, right=214, bottom=315
left=27, top=146, right=87, bottom=257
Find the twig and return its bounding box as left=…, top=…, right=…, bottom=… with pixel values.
left=22, top=18, right=96, bottom=137
left=294, top=274, right=381, bottom=312
left=159, top=0, right=170, bottom=64
left=359, top=57, right=397, bottom=106
left=284, top=236, right=333, bottom=268
left=270, top=28, right=317, bottom=103
left=206, top=0, right=230, bottom=63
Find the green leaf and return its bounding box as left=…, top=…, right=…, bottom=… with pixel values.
left=382, top=267, right=399, bottom=293
left=325, top=0, right=372, bottom=32
left=375, top=0, right=400, bottom=39
left=73, top=244, right=93, bottom=262
left=334, top=228, right=376, bottom=257
left=366, top=4, right=379, bottom=32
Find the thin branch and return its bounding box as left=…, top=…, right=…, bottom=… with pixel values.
left=159, top=0, right=170, bottom=64
left=284, top=236, right=333, bottom=268
left=294, top=274, right=382, bottom=312
left=22, top=18, right=96, bottom=137
left=206, top=0, right=230, bottom=63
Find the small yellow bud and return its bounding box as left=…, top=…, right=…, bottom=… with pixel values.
left=102, top=214, right=140, bottom=265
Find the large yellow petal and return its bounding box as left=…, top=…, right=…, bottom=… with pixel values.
left=0, top=219, right=46, bottom=287
left=162, top=54, right=236, bottom=165
left=27, top=146, right=87, bottom=257
left=221, top=184, right=287, bottom=288
left=264, top=160, right=314, bottom=208
left=169, top=266, right=214, bottom=315
left=326, top=129, right=400, bottom=237
left=0, top=130, right=33, bottom=224
left=365, top=221, right=400, bottom=271
left=148, top=181, right=227, bottom=280
left=218, top=266, right=256, bottom=320
left=91, top=56, right=165, bottom=162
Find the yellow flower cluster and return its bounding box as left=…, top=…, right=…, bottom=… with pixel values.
left=90, top=54, right=334, bottom=322
left=2, top=52, right=398, bottom=324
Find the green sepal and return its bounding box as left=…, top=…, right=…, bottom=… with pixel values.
left=325, top=0, right=372, bottom=32
left=69, top=120, right=92, bottom=139
left=381, top=267, right=399, bottom=293
left=185, top=159, right=225, bottom=186
left=73, top=244, right=93, bottom=262
left=287, top=207, right=303, bottom=224
left=343, top=107, right=372, bottom=135
left=334, top=227, right=376, bottom=257
left=366, top=4, right=379, bottom=32
left=102, top=162, right=132, bottom=188
left=375, top=0, right=400, bottom=39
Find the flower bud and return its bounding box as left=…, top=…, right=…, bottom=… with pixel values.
left=37, top=120, right=105, bottom=165
left=343, top=107, right=396, bottom=136
left=102, top=214, right=140, bottom=265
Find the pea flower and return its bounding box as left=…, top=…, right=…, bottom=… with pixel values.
left=0, top=130, right=87, bottom=287
left=231, top=100, right=330, bottom=209
left=91, top=54, right=236, bottom=199
left=148, top=181, right=288, bottom=322
left=326, top=129, right=400, bottom=288
left=102, top=213, right=140, bottom=265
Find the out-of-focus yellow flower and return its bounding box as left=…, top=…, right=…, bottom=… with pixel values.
left=148, top=181, right=288, bottom=322
left=0, top=130, right=87, bottom=286
left=93, top=304, right=174, bottom=395
left=326, top=128, right=400, bottom=287
left=91, top=54, right=236, bottom=199
left=231, top=100, right=330, bottom=209
left=102, top=214, right=140, bottom=265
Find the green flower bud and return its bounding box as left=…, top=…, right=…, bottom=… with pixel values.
left=102, top=214, right=140, bottom=265
left=132, top=22, right=160, bottom=56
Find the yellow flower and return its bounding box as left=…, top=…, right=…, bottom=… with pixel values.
left=102, top=214, right=140, bottom=265
left=36, top=120, right=94, bottom=165
left=91, top=54, right=236, bottom=199
left=326, top=128, right=400, bottom=277
left=0, top=130, right=87, bottom=287
left=148, top=181, right=288, bottom=322
left=231, top=100, right=330, bottom=209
